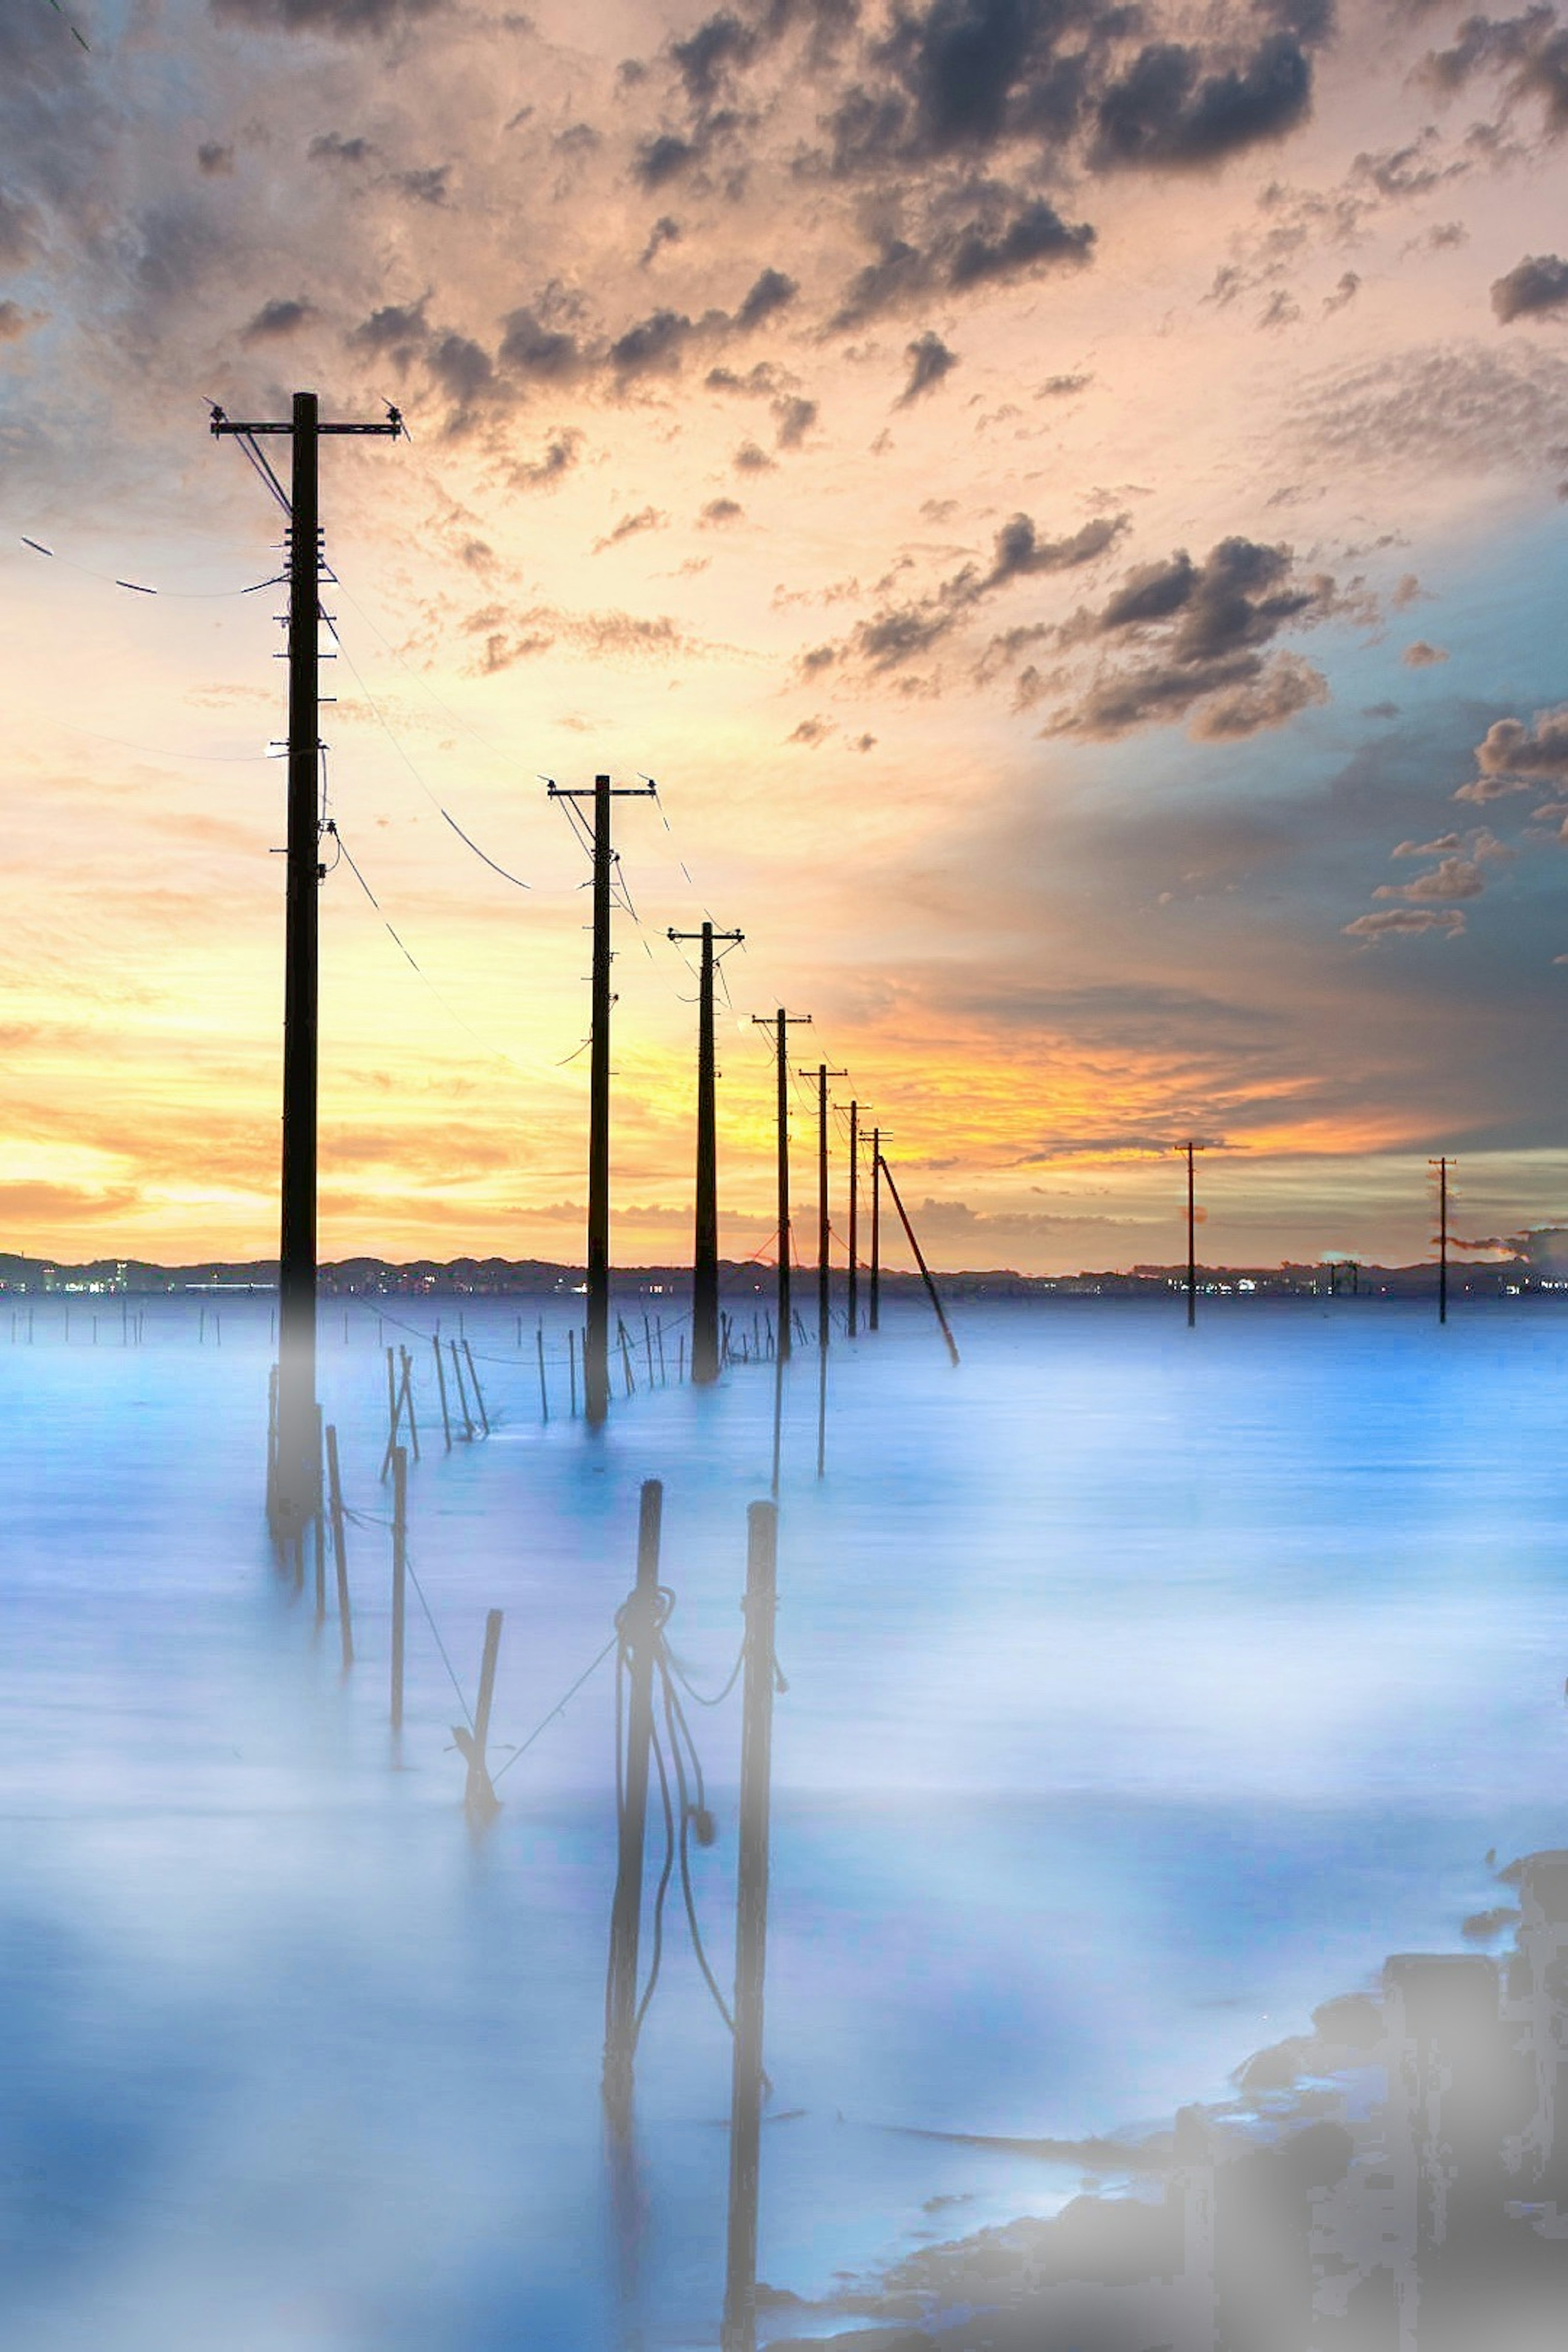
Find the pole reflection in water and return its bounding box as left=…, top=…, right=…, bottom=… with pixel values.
left=722, top=1500, right=780, bottom=2352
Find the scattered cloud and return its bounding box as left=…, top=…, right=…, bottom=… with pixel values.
left=240, top=296, right=316, bottom=342
left=1493, top=252, right=1568, bottom=323
left=1343, top=908, right=1467, bottom=940
left=1457, top=704, right=1568, bottom=800
left=592, top=505, right=667, bottom=552
left=1402, top=639, right=1449, bottom=666
left=898, top=330, right=958, bottom=405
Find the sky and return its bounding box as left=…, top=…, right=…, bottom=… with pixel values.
left=4, top=0, right=1568, bottom=1274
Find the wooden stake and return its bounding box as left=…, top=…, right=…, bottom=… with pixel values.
left=462, top=1338, right=490, bottom=1434
left=454, top=1608, right=503, bottom=1824
left=390, top=1445, right=407, bottom=1731
left=450, top=1339, right=475, bottom=1441
left=380, top=1345, right=399, bottom=1480
left=325, top=1421, right=352, bottom=1669
left=722, top=1500, right=780, bottom=2352
left=313, top=1404, right=326, bottom=1624
left=568, top=1326, right=578, bottom=1417
left=432, top=1331, right=452, bottom=1450
left=537, top=1324, right=549, bottom=1422
left=617, top=1317, right=635, bottom=1397
left=603, top=1480, right=664, bottom=2128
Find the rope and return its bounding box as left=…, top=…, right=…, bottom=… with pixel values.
left=490, top=1634, right=617, bottom=1785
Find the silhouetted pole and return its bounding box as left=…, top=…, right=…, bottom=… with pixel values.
left=878, top=1152, right=960, bottom=1367
left=723, top=1499, right=780, bottom=2352
left=798, top=1061, right=846, bottom=1348
left=390, top=1444, right=407, bottom=1732
left=604, top=1480, right=664, bottom=2127
left=456, top=1608, right=503, bottom=1824
left=847, top=1100, right=860, bottom=1338
left=1175, top=1140, right=1208, bottom=1327
left=869, top=1124, right=882, bottom=1332
left=751, top=1008, right=810, bottom=1365
left=210, top=390, right=399, bottom=1543
left=1431, top=1155, right=1451, bottom=1324
left=548, top=775, right=655, bottom=1424
left=669, top=920, right=743, bottom=1383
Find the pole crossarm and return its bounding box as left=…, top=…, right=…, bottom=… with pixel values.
left=210, top=412, right=404, bottom=438
left=548, top=782, right=659, bottom=801
left=668, top=928, right=744, bottom=943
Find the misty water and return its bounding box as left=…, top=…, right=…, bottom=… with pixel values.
left=2, top=1293, right=1565, bottom=2349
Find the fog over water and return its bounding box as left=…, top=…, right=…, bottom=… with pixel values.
left=2, top=1296, right=1564, bottom=2348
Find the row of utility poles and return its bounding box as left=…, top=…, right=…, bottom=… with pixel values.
left=215, top=389, right=935, bottom=1544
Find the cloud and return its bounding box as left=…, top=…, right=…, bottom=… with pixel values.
left=831, top=199, right=1094, bottom=325
left=310, top=131, right=374, bottom=165
left=699, top=496, right=744, bottom=525
left=1457, top=705, right=1568, bottom=799
left=787, top=716, right=832, bottom=746
left=1373, top=855, right=1485, bottom=902
left=1091, top=32, right=1316, bottom=172
left=240, top=296, right=316, bottom=342
left=638, top=214, right=681, bottom=267
left=1401, top=639, right=1448, bottom=666
left=1323, top=270, right=1359, bottom=314
left=733, top=439, right=775, bottom=471
left=773, top=394, right=817, bottom=448
left=1045, top=536, right=1340, bottom=740
left=497, top=305, right=586, bottom=383
left=197, top=141, right=234, bottom=176
left=593, top=506, right=667, bottom=551
left=947, top=198, right=1095, bottom=288
left=1492, top=252, right=1568, bottom=323
left=209, top=0, right=445, bottom=35
left=1343, top=908, right=1467, bottom=940
left=393, top=164, right=450, bottom=206
left=1392, top=832, right=1461, bottom=858
left=0, top=299, right=40, bottom=343
left=509, top=429, right=582, bottom=490
left=733, top=267, right=797, bottom=330
left=898, top=329, right=958, bottom=404
left=1425, top=7, right=1568, bottom=135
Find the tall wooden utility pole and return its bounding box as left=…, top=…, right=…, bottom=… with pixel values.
left=846, top=1101, right=860, bottom=1337
left=210, top=392, right=401, bottom=1543
left=1174, top=1139, right=1208, bottom=1328
left=797, top=1061, right=846, bottom=1348
left=751, top=1009, right=810, bottom=1363
left=1430, top=1156, right=1452, bottom=1325
left=549, top=776, right=655, bottom=1423
left=869, top=1123, right=882, bottom=1332
left=668, top=921, right=743, bottom=1384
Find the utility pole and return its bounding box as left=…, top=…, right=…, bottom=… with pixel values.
left=846, top=1101, right=860, bottom=1338
left=751, top=1009, right=811, bottom=1363
left=1430, top=1156, right=1452, bottom=1325
left=210, top=392, right=400, bottom=1544
left=668, top=921, right=743, bottom=1384
left=869, top=1124, right=883, bottom=1332
left=549, top=776, right=656, bottom=1423
left=797, top=1061, right=846, bottom=1348
left=1174, top=1140, right=1208, bottom=1328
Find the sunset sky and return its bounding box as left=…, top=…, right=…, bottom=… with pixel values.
left=5, top=0, right=1568, bottom=1272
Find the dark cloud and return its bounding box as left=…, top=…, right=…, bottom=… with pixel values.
left=947, top=196, right=1095, bottom=287
left=209, top=0, right=445, bottom=35
left=734, top=438, right=776, bottom=470
left=351, top=298, right=431, bottom=365
left=240, top=296, right=316, bottom=342
left=497, top=305, right=586, bottom=381
left=671, top=10, right=758, bottom=103
left=987, top=511, right=1129, bottom=584
left=1492, top=252, right=1568, bottom=322
left=898, top=328, right=958, bottom=403
left=197, top=141, right=234, bottom=176
left=638, top=214, right=682, bottom=267
left=699, top=496, right=744, bottom=523
left=393, top=165, right=450, bottom=206
left=734, top=266, right=798, bottom=329
left=1091, top=32, right=1315, bottom=171
left=509, top=429, right=582, bottom=490
left=1046, top=536, right=1340, bottom=739
left=787, top=715, right=833, bottom=745
left=593, top=505, right=668, bottom=550
left=773, top=393, right=817, bottom=446
left=608, top=307, right=695, bottom=376
left=1425, top=8, right=1568, bottom=135
left=309, top=131, right=374, bottom=165
left=634, top=132, right=702, bottom=189
left=427, top=331, right=494, bottom=406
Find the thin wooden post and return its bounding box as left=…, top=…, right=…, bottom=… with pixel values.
left=604, top=1480, right=664, bottom=2127
left=398, top=1346, right=420, bottom=1461
left=266, top=1361, right=280, bottom=1532
left=380, top=1345, right=399, bottom=1480
left=677, top=1332, right=686, bottom=1384
left=722, top=1500, right=780, bottom=2352
left=462, top=1337, right=490, bottom=1434
left=455, top=1608, right=503, bottom=1823
left=313, top=1404, right=326, bottom=1624
left=537, top=1324, right=550, bottom=1422
left=656, top=1316, right=666, bottom=1383
left=432, top=1332, right=452, bottom=1449
left=642, top=1312, right=655, bottom=1388
left=617, top=1317, right=635, bottom=1397
left=325, top=1421, right=352, bottom=1669
left=568, top=1326, right=578, bottom=1417
left=450, top=1339, right=475, bottom=1440
left=390, top=1445, right=407, bottom=1731
left=877, top=1156, right=960, bottom=1368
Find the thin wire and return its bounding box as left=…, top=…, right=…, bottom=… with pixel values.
left=490, top=1634, right=618, bottom=1784
left=403, top=1550, right=477, bottom=1733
